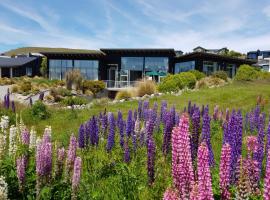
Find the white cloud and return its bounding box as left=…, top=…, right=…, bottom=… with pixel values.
left=262, top=5, right=270, bottom=19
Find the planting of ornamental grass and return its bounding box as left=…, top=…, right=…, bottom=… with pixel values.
left=1, top=80, right=270, bottom=199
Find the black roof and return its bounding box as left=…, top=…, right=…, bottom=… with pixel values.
left=40, top=51, right=105, bottom=59
left=100, top=48, right=176, bottom=55
left=0, top=57, right=37, bottom=67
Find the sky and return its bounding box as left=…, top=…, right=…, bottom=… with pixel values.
left=0, top=0, right=270, bottom=53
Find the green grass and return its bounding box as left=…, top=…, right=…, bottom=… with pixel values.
left=13, top=80, right=270, bottom=199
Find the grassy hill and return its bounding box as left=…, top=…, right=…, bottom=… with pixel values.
left=3, top=47, right=104, bottom=56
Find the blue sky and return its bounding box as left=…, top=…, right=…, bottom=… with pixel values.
left=0, top=0, right=270, bottom=53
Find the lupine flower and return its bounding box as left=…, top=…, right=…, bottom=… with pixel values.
left=235, top=159, right=251, bottom=199
left=55, top=147, right=65, bottom=178
left=131, top=120, right=137, bottom=152
left=138, top=100, right=143, bottom=119
left=133, top=109, right=137, bottom=121
left=106, top=112, right=115, bottom=152
left=201, top=109, right=215, bottom=167
left=126, top=110, right=133, bottom=137
left=266, top=119, right=270, bottom=158
left=66, top=134, right=77, bottom=175
left=9, top=125, right=17, bottom=156
left=191, top=107, right=200, bottom=162
left=0, top=135, right=6, bottom=157
left=188, top=100, right=192, bottom=116
left=147, top=137, right=155, bottom=185
left=146, top=109, right=155, bottom=144
left=21, top=129, right=30, bottom=146
left=163, top=188, right=180, bottom=200
left=90, top=116, right=99, bottom=146
left=246, top=136, right=258, bottom=159
left=172, top=114, right=194, bottom=198
left=71, top=157, right=82, bottom=200
left=140, top=125, right=146, bottom=146
left=16, top=155, right=26, bottom=189
left=39, top=92, right=44, bottom=101
left=29, top=97, right=33, bottom=107
left=117, top=110, right=123, bottom=127
left=170, top=106, right=176, bottom=126
left=246, top=158, right=260, bottom=195
left=160, top=100, right=167, bottom=124
left=29, top=128, right=37, bottom=149
left=0, top=176, right=8, bottom=200
left=213, top=105, right=219, bottom=121
left=124, top=141, right=131, bottom=163
left=100, top=112, right=108, bottom=138
left=143, top=100, right=149, bottom=120
left=78, top=124, right=85, bottom=148
left=264, top=150, right=270, bottom=200
left=197, top=142, right=214, bottom=200
left=219, top=143, right=231, bottom=200
left=162, top=111, right=173, bottom=156
left=190, top=183, right=199, bottom=200
left=119, top=119, right=125, bottom=148
left=11, top=101, right=15, bottom=113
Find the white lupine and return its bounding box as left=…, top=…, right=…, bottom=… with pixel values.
left=0, top=116, right=9, bottom=131
left=9, top=126, right=17, bottom=156
left=44, top=126, right=52, bottom=137
left=29, top=128, right=37, bottom=149
left=0, top=176, right=8, bottom=200
left=35, top=137, right=41, bottom=150
left=0, top=134, right=6, bottom=157
left=134, top=117, right=140, bottom=139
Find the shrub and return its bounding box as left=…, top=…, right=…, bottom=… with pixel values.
left=212, top=71, right=228, bottom=81
left=195, top=76, right=226, bottom=89
left=189, top=70, right=206, bottom=80
left=60, top=96, right=88, bottom=106
left=258, top=71, right=270, bottom=80
left=65, top=69, right=83, bottom=90
left=158, top=75, right=179, bottom=93
left=134, top=80, right=156, bottom=97
left=30, top=100, right=50, bottom=120
left=176, top=72, right=196, bottom=89
left=115, top=90, right=132, bottom=100
left=11, top=85, right=19, bottom=93
left=50, top=88, right=72, bottom=98
left=19, top=81, right=32, bottom=93
left=234, top=65, right=259, bottom=81
left=44, top=94, right=55, bottom=102
left=82, top=80, right=105, bottom=96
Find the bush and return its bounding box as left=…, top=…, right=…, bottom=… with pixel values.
left=212, top=70, right=228, bottom=81
left=189, top=70, right=206, bottom=80
left=134, top=80, right=156, bottom=97
left=157, top=75, right=179, bottom=93
left=234, top=65, right=259, bottom=81
left=258, top=71, right=270, bottom=80
left=115, top=90, right=132, bottom=100
left=195, top=76, right=226, bottom=89
left=61, top=96, right=88, bottom=106
left=19, top=81, right=32, bottom=93
left=65, top=69, right=83, bottom=90
left=11, top=85, right=19, bottom=93
left=176, top=72, right=196, bottom=89
left=50, top=88, right=72, bottom=98
left=82, top=80, right=105, bottom=96
left=30, top=100, right=50, bottom=120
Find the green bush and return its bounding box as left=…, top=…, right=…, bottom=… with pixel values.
left=234, top=65, right=259, bottom=81
left=20, top=81, right=32, bottom=93
left=30, top=100, right=50, bottom=120
left=212, top=70, right=228, bottom=81
left=158, top=72, right=196, bottom=93
left=258, top=71, right=270, bottom=80
left=82, top=80, right=105, bottom=96
left=51, top=88, right=72, bottom=97
left=61, top=96, right=88, bottom=106
left=115, top=90, right=132, bottom=100
left=189, top=70, right=206, bottom=80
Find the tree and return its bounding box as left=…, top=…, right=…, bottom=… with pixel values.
left=221, top=50, right=244, bottom=58
left=40, top=57, right=47, bottom=78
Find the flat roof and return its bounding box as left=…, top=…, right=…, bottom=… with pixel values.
left=100, top=48, right=176, bottom=55
left=0, top=57, right=37, bottom=67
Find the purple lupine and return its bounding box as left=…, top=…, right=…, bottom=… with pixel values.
left=78, top=124, right=85, bottom=148
left=162, top=111, right=173, bottom=156
left=219, top=143, right=231, bottom=200
left=138, top=100, right=143, bottom=119
left=191, top=107, right=200, bottom=162
left=119, top=119, right=125, bottom=148
left=254, top=105, right=260, bottom=131
left=197, top=142, right=214, bottom=200
left=222, top=121, right=229, bottom=144
left=266, top=119, right=270, bottom=157
left=6, top=92, right=10, bottom=109
left=170, top=106, right=176, bottom=127
left=146, top=109, right=155, bottom=144
left=143, top=100, right=149, bottom=120
left=175, top=112, right=180, bottom=127
left=264, top=150, right=270, bottom=200
left=133, top=109, right=137, bottom=121
left=16, top=155, right=26, bottom=190
left=160, top=100, right=167, bottom=124
left=72, top=157, right=82, bottom=192
left=90, top=116, right=99, bottom=146
left=140, top=125, right=146, bottom=146
left=235, top=110, right=243, bottom=162
left=39, top=92, right=44, bottom=101
left=11, top=101, right=15, bottom=113
left=201, top=109, right=215, bottom=167
left=29, top=97, right=33, bottom=107
left=117, top=110, right=123, bottom=127
left=147, top=137, right=156, bottom=185
left=21, top=129, right=30, bottom=145
left=131, top=119, right=137, bottom=152
left=171, top=114, right=194, bottom=198
left=124, top=141, right=131, bottom=163
left=188, top=100, right=192, bottom=116
left=106, top=112, right=115, bottom=152
left=66, top=134, right=77, bottom=174
left=126, top=110, right=133, bottom=137
left=55, top=147, right=65, bottom=178
left=101, top=111, right=108, bottom=137
left=244, top=112, right=249, bottom=132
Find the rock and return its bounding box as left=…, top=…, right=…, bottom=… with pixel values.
left=119, top=99, right=125, bottom=103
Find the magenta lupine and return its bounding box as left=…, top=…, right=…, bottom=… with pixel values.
left=21, top=129, right=30, bottom=145
left=78, top=124, right=85, bottom=148
left=106, top=112, right=116, bottom=152
left=163, top=188, right=180, bottom=200
left=72, top=157, right=82, bottom=199
left=197, top=142, right=214, bottom=200
left=190, top=183, right=199, bottom=200
left=201, top=109, right=215, bottom=167
left=126, top=110, right=133, bottom=137
left=66, top=134, right=77, bottom=175
left=264, top=150, right=270, bottom=200
left=16, top=155, right=26, bottom=190
left=191, top=107, right=200, bottom=162
left=171, top=114, right=194, bottom=198
left=147, top=137, right=155, bottom=185
left=219, top=143, right=231, bottom=200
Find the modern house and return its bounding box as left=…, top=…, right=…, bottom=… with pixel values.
left=2, top=47, right=256, bottom=87
left=247, top=50, right=270, bottom=72
left=0, top=55, right=41, bottom=78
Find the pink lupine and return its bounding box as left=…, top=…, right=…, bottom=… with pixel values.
left=16, top=155, right=26, bottom=191
left=190, top=183, right=199, bottom=200
left=246, top=136, right=258, bottom=159
left=21, top=129, right=30, bottom=145
left=264, top=150, right=270, bottom=200
left=66, top=134, right=77, bottom=176
left=219, top=143, right=231, bottom=200
left=197, top=142, right=214, bottom=200
left=163, top=188, right=180, bottom=200
left=71, top=157, right=82, bottom=200
left=171, top=113, right=194, bottom=198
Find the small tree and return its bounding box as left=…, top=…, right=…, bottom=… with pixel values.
left=40, top=57, right=47, bottom=78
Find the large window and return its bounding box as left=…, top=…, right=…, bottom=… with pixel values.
left=203, top=61, right=218, bottom=75
left=121, top=57, right=144, bottom=71
left=49, top=59, right=62, bottom=80
left=174, top=61, right=195, bottom=73
left=145, top=57, right=168, bottom=72
left=226, top=64, right=236, bottom=78
left=74, top=60, right=99, bottom=80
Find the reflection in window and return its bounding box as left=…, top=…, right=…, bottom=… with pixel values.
left=26, top=67, right=32, bottom=76
left=174, top=61, right=195, bottom=73
left=121, top=57, right=144, bottom=71
left=145, top=57, right=168, bottom=72
left=74, top=60, right=99, bottom=80
left=203, top=61, right=218, bottom=76
left=226, top=64, right=236, bottom=78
